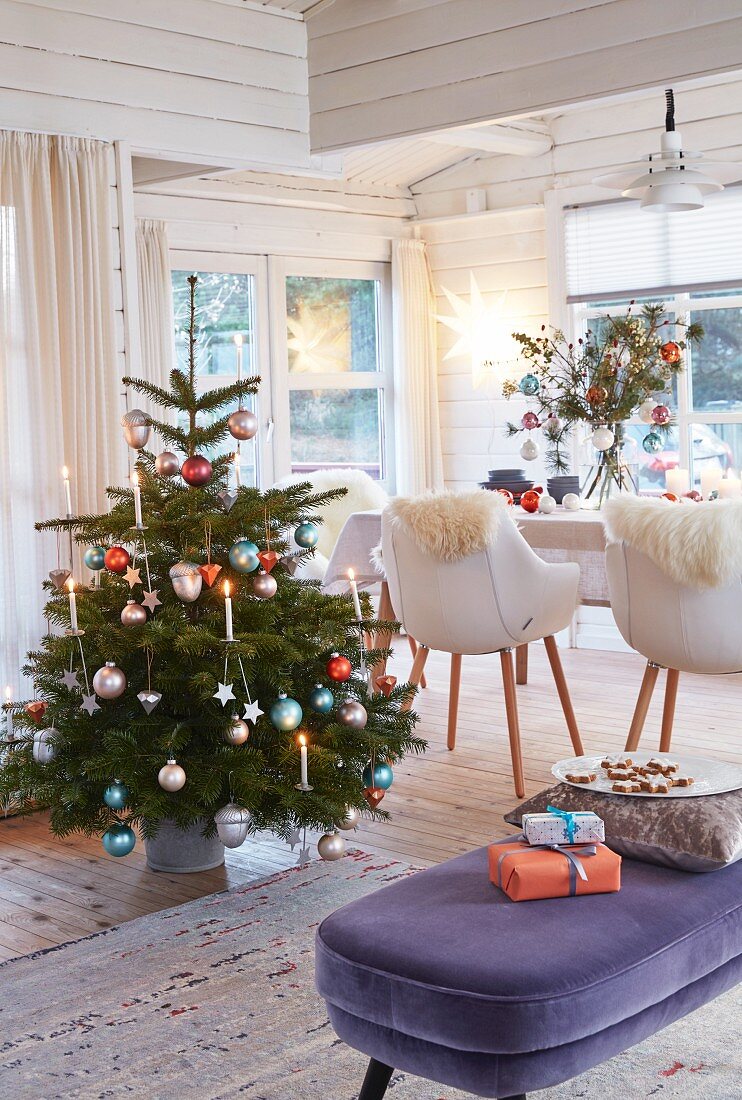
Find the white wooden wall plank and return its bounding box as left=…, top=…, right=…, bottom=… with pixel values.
left=427, top=230, right=545, bottom=271
left=309, top=0, right=454, bottom=37
left=158, top=219, right=398, bottom=261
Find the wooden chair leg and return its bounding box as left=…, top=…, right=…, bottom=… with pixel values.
left=500, top=649, right=525, bottom=799
left=401, top=644, right=430, bottom=713
left=515, top=643, right=528, bottom=685
left=447, top=654, right=462, bottom=751
left=358, top=1057, right=394, bottom=1100
left=372, top=581, right=395, bottom=681
left=543, top=635, right=584, bottom=757
left=624, top=661, right=661, bottom=752
left=407, top=635, right=427, bottom=689
left=660, top=668, right=680, bottom=753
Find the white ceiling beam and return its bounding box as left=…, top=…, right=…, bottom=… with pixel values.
left=423, top=123, right=553, bottom=158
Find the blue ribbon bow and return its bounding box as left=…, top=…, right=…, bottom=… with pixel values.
left=546, top=804, right=579, bottom=844
left=495, top=839, right=597, bottom=897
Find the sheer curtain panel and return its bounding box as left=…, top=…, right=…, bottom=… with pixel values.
left=136, top=219, right=174, bottom=408
left=0, top=131, right=120, bottom=691
left=392, top=238, right=444, bottom=495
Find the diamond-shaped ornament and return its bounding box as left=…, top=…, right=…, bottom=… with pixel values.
left=25, top=701, right=48, bottom=724
left=217, top=491, right=237, bottom=513
left=282, top=555, right=301, bottom=577
left=198, top=563, right=222, bottom=587
left=374, top=675, right=397, bottom=697
left=49, top=569, right=71, bottom=590
left=363, top=786, right=386, bottom=809
left=257, top=550, right=280, bottom=574
left=137, top=690, right=162, bottom=715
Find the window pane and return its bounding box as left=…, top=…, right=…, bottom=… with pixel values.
left=289, top=389, right=382, bottom=478
left=624, top=424, right=682, bottom=492
left=690, top=422, right=737, bottom=488
left=286, top=276, right=379, bottom=374
left=173, top=270, right=254, bottom=377
left=689, top=308, right=742, bottom=411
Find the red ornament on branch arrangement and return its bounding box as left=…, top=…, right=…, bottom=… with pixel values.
left=651, top=404, right=671, bottom=426
left=104, top=546, right=130, bottom=574
left=520, top=490, right=541, bottom=514
left=660, top=341, right=681, bottom=364
left=521, top=412, right=540, bottom=430
left=181, top=455, right=212, bottom=487
left=326, top=653, right=352, bottom=682
left=586, top=385, right=608, bottom=405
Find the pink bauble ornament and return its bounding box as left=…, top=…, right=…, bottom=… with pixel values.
left=521, top=412, right=540, bottom=430
left=651, top=405, right=671, bottom=426
left=181, top=455, right=212, bottom=487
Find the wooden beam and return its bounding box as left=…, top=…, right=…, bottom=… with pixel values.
left=424, top=123, right=552, bottom=157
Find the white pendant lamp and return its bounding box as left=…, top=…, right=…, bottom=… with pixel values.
left=593, top=89, right=742, bottom=212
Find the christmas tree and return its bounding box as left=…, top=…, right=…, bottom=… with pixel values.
left=0, top=276, right=423, bottom=861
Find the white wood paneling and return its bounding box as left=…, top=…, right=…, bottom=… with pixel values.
left=0, top=0, right=311, bottom=171
left=307, top=0, right=742, bottom=152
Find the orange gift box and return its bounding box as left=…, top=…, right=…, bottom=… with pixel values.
left=488, top=838, right=621, bottom=902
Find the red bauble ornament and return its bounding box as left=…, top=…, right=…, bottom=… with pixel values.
left=104, top=545, right=130, bottom=574
left=496, top=488, right=514, bottom=505
left=181, top=455, right=212, bottom=487
left=651, top=404, right=671, bottom=426
left=660, top=341, right=681, bottom=364
left=520, top=490, right=541, bottom=513
left=521, top=412, right=540, bottom=430
left=586, top=385, right=608, bottom=405
left=532, top=485, right=544, bottom=494
left=661, top=492, right=679, bottom=503
left=326, top=653, right=352, bottom=682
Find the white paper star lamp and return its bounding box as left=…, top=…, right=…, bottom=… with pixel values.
left=437, top=274, right=518, bottom=390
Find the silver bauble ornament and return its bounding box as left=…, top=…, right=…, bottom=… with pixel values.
left=214, top=802, right=251, bottom=848
left=252, top=571, right=277, bottom=600
left=337, top=699, right=368, bottom=729
left=591, top=426, right=615, bottom=451
left=227, top=409, right=258, bottom=441
left=93, top=662, right=127, bottom=699
left=317, top=831, right=346, bottom=862
left=520, top=438, right=540, bottom=461
left=562, top=492, right=581, bottom=512
left=224, top=717, right=250, bottom=745
left=121, top=599, right=147, bottom=627
left=155, top=451, right=180, bottom=477
left=121, top=408, right=151, bottom=450
left=639, top=397, right=657, bottom=425
left=33, top=727, right=58, bottom=764
left=538, top=494, right=557, bottom=514
left=335, top=806, right=361, bottom=831
left=169, top=561, right=203, bottom=603
left=158, top=758, right=186, bottom=792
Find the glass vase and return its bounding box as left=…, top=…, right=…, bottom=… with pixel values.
left=579, top=424, right=639, bottom=509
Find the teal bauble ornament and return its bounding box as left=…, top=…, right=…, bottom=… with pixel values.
left=229, top=539, right=259, bottom=573
left=270, top=692, right=303, bottom=731
left=308, top=684, right=334, bottom=714
left=102, top=823, right=136, bottom=857
left=642, top=431, right=663, bottom=454
left=362, top=761, right=394, bottom=790
left=84, top=545, right=106, bottom=571
left=294, top=522, right=319, bottom=549
left=103, top=780, right=129, bottom=810
left=518, top=373, right=540, bottom=396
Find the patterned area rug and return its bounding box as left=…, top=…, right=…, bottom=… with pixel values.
left=0, top=850, right=739, bottom=1099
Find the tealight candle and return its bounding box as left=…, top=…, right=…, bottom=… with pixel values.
left=131, top=470, right=143, bottom=527
left=665, top=467, right=689, bottom=497
left=224, top=580, right=234, bottom=641
left=66, top=577, right=78, bottom=632
left=348, top=568, right=363, bottom=622
left=62, top=465, right=72, bottom=517
left=700, top=467, right=723, bottom=500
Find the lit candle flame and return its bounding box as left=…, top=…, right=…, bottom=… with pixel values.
left=348, top=567, right=355, bottom=581
left=223, top=580, right=231, bottom=598
left=66, top=577, right=75, bottom=593
left=62, top=465, right=69, bottom=479
left=5, top=686, right=11, bottom=702
left=297, top=732, right=307, bottom=747
left=131, top=470, right=139, bottom=487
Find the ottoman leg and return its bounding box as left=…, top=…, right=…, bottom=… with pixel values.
left=358, top=1057, right=393, bottom=1099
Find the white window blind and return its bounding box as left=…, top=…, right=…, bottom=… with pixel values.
left=565, top=189, right=742, bottom=303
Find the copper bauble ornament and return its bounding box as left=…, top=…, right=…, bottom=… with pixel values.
left=337, top=699, right=368, bottom=729
left=586, top=385, right=608, bottom=405
left=660, top=341, right=681, bottom=364
left=363, top=786, right=385, bottom=809
left=252, top=571, right=277, bottom=600
left=520, top=490, right=540, bottom=514
left=651, top=404, right=671, bottom=426
left=121, top=408, right=151, bottom=450
left=317, top=831, right=346, bottom=862
left=158, top=758, right=186, bottom=792
left=121, top=599, right=147, bottom=627
left=155, top=451, right=180, bottom=477
left=335, top=807, right=361, bottom=831
left=214, top=802, right=251, bottom=848
left=227, top=409, right=258, bottom=441
left=104, top=546, right=130, bottom=574
left=224, top=717, right=250, bottom=745
left=93, top=662, right=127, bottom=700
left=181, top=455, right=212, bottom=487
left=326, top=653, right=352, bottom=682
left=169, top=561, right=203, bottom=603
left=33, top=727, right=58, bottom=764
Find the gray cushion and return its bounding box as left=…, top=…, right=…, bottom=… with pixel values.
left=505, top=783, right=742, bottom=872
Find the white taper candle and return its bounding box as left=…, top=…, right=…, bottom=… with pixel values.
left=67, top=577, right=78, bottom=632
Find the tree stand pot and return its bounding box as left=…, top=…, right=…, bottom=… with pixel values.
left=144, top=819, right=224, bottom=873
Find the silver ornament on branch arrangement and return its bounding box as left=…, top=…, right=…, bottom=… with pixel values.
left=227, top=409, right=258, bottom=441
left=335, top=806, right=361, bottom=831
left=337, top=699, right=368, bottom=729
left=520, top=437, right=540, bottom=462
left=317, top=831, right=346, bottom=862
left=121, top=408, right=151, bottom=450
left=158, top=758, right=186, bottom=792
left=93, top=662, right=127, bottom=700
left=224, top=717, right=250, bottom=745
left=155, top=451, right=180, bottom=477
left=214, top=802, right=251, bottom=848
left=169, top=561, right=203, bottom=603
left=121, top=599, right=147, bottom=627
left=252, top=571, right=277, bottom=600
left=33, top=727, right=59, bottom=764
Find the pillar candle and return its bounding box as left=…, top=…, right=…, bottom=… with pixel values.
left=665, top=468, right=690, bottom=497
left=700, top=467, right=723, bottom=499
left=719, top=471, right=742, bottom=498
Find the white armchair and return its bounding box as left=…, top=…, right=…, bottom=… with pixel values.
left=381, top=501, right=583, bottom=797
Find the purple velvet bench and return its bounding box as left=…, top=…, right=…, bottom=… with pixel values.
left=315, top=844, right=742, bottom=1099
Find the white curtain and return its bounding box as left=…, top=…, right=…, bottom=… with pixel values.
left=392, top=238, right=445, bottom=496
left=136, top=219, right=174, bottom=406
left=0, top=131, right=120, bottom=692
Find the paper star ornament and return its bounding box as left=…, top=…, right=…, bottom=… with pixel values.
left=242, top=699, right=264, bottom=724
left=124, top=566, right=142, bottom=589
left=141, top=589, right=161, bottom=612
left=80, top=694, right=101, bottom=716
left=213, top=681, right=236, bottom=707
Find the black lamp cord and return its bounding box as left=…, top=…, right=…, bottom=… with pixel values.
left=665, top=89, right=675, bottom=132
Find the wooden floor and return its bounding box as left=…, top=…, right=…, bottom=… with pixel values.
left=0, top=642, right=739, bottom=961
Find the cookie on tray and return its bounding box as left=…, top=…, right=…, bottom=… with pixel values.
left=566, top=771, right=597, bottom=784
left=638, top=775, right=671, bottom=794
left=670, top=774, right=695, bottom=787
left=612, top=778, right=642, bottom=793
